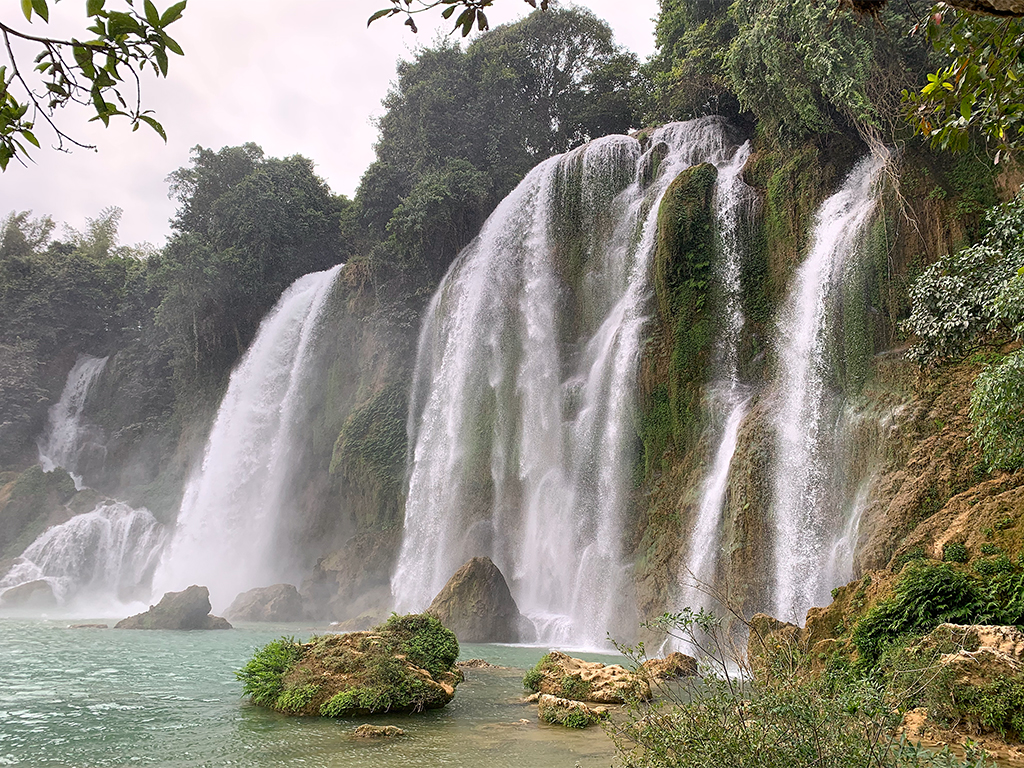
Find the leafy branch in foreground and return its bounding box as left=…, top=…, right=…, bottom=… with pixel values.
left=0, top=0, right=187, bottom=170
left=610, top=606, right=994, bottom=768
left=368, top=0, right=547, bottom=36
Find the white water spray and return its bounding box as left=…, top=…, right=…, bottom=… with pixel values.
left=37, top=354, right=108, bottom=489
left=393, top=118, right=741, bottom=648
left=153, top=265, right=342, bottom=610
left=0, top=502, right=165, bottom=611
left=771, top=155, right=884, bottom=624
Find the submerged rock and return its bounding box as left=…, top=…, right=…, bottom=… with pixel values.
left=353, top=724, right=405, bottom=738
left=426, top=556, right=525, bottom=643
left=115, top=585, right=232, bottom=630
left=225, top=584, right=306, bottom=622
left=0, top=578, right=56, bottom=607
left=238, top=613, right=462, bottom=717
left=523, top=651, right=649, bottom=703
left=70, top=623, right=108, bottom=629
left=536, top=693, right=608, bottom=728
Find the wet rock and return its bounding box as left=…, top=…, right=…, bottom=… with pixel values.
left=225, top=584, right=306, bottom=622
left=0, top=578, right=56, bottom=607
left=114, top=585, right=232, bottom=630
left=426, top=556, right=526, bottom=643
left=748, top=612, right=804, bottom=672
left=353, top=724, right=405, bottom=738
left=537, top=693, right=608, bottom=728
left=524, top=650, right=650, bottom=703
left=458, top=658, right=499, bottom=669
left=641, top=651, right=698, bottom=680
left=70, top=623, right=108, bottom=629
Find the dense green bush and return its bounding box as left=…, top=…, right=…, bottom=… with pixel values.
left=942, top=541, right=969, bottom=564
left=235, top=637, right=304, bottom=707
left=379, top=613, right=459, bottom=678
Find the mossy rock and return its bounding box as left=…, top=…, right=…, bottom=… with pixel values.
left=0, top=465, right=76, bottom=559
left=238, top=614, right=462, bottom=717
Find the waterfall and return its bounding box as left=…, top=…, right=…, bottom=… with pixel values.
left=153, top=265, right=342, bottom=610
left=770, top=155, right=884, bottom=624
left=393, top=118, right=741, bottom=649
left=0, top=502, right=165, bottom=611
left=38, top=354, right=108, bottom=489
left=676, top=141, right=755, bottom=614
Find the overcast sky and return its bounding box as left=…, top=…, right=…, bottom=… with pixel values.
left=0, top=1, right=658, bottom=246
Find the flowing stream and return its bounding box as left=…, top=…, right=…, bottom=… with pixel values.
left=393, top=118, right=743, bottom=648
left=153, top=265, right=343, bottom=611
left=770, top=155, right=884, bottom=624
left=37, top=354, right=108, bottom=489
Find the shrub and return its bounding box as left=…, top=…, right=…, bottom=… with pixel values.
left=853, top=562, right=984, bottom=664
left=319, top=689, right=362, bottom=717
left=379, top=613, right=459, bottom=678
left=942, top=541, right=970, bottom=563
left=523, top=668, right=544, bottom=692
left=275, top=683, right=320, bottom=713
left=236, top=637, right=303, bottom=707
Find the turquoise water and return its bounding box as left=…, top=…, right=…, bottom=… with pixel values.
left=0, top=618, right=620, bottom=767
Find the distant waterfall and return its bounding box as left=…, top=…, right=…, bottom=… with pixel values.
left=393, top=118, right=742, bottom=649
left=676, top=141, right=755, bottom=614
left=38, top=354, right=108, bottom=489
left=770, top=155, right=884, bottom=624
left=0, top=502, right=165, bottom=610
left=153, top=265, right=342, bottom=610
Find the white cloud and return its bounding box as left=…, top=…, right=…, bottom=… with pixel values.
left=0, top=0, right=657, bottom=246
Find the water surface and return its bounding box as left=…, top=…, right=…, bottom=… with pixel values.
left=0, top=618, right=619, bottom=767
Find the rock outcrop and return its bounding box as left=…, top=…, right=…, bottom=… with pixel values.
left=225, top=584, right=306, bottom=622
left=426, top=556, right=527, bottom=643
left=239, top=614, right=461, bottom=717
left=353, top=724, right=405, bottom=738
left=641, top=651, right=698, bottom=680
left=524, top=650, right=650, bottom=703
left=115, top=585, right=232, bottom=630
left=537, top=693, right=608, bottom=728
left=0, top=578, right=57, bottom=607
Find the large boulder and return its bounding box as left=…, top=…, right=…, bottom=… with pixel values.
left=523, top=650, right=650, bottom=703
left=0, top=578, right=57, bottom=608
left=225, top=584, right=306, bottom=622
left=238, top=614, right=462, bottom=717
left=641, top=651, right=698, bottom=680
left=115, top=585, right=232, bottom=630
left=426, top=556, right=526, bottom=643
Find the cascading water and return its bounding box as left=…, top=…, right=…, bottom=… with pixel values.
left=152, top=265, right=342, bottom=610
left=0, top=502, right=165, bottom=610
left=770, top=154, right=884, bottom=624
left=37, top=354, right=108, bottom=489
left=393, top=118, right=742, bottom=649
left=675, top=141, right=755, bottom=615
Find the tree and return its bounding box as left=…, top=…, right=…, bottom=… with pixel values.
left=1, top=0, right=187, bottom=170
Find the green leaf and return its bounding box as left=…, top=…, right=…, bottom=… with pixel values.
left=160, top=0, right=187, bottom=26
left=138, top=114, right=166, bottom=141
left=86, top=0, right=105, bottom=16
left=367, top=8, right=395, bottom=26
left=21, top=0, right=32, bottom=22
left=21, top=129, right=39, bottom=148
left=31, top=0, right=48, bottom=22
left=144, top=0, right=160, bottom=27
left=154, top=46, right=168, bottom=77
left=160, top=31, right=184, bottom=56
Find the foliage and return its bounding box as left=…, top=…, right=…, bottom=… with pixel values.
left=611, top=608, right=991, bottom=768
left=559, top=673, right=593, bottom=701
left=905, top=7, right=1024, bottom=160
left=523, top=652, right=555, bottom=691
left=378, top=613, right=460, bottom=678
left=1, top=0, right=187, bottom=168
left=369, top=0, right=547, bottom=36
left=275, top=683, right=321, bottom=713
left=969, top=333, right=1024, bottom=472
left=235, top=637, right=303, bottom=707
left=727, top=0, right=926, bottom=145
left=942, top=541, right=970, bottom=563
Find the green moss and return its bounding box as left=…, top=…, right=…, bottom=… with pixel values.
left=0, top=465, right=77, bottom=558
left=639, top=163, right=718, bottom=478
left=559, top=673, right=593, bottom=701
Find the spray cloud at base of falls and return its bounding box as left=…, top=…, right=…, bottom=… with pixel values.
left=152, top=264, right=343, bottom=611
left=770, top=153, right=886, bottom=625
left=392, top=118, right=746, bottom=649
